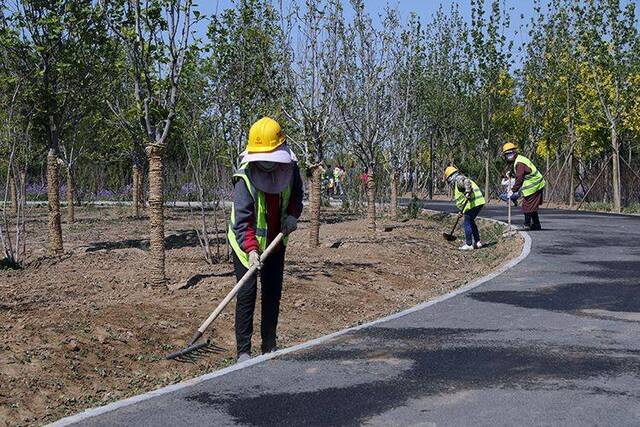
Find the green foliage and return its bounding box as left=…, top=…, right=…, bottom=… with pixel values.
left=0, top=0, right=638, bottom=210
left=204, top=0, right=289, bottom=163
left=405, top=195, right=421, bottom=220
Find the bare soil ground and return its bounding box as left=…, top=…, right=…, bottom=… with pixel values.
left=0, top=205, right=522, bottom=426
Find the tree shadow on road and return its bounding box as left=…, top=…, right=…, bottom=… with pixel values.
left=184, top=327, right=640, bottom=425
left=469, top=282, right=640, bottom=314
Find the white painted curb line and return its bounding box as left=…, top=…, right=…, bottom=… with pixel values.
left=50, top=219, right=532, bottom=426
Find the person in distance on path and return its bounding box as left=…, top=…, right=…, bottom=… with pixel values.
left=227, top=117, right=304, bottom=363
left=444, top=166, right=486, bottom=250
left=501, top=142, right=545, bottom=231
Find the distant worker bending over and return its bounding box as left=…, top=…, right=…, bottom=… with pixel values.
left=228, top=117, right=304, bottom=363
left=502, top=142, right=545, bottom=231
left=444, top=166, right=486, bottom=251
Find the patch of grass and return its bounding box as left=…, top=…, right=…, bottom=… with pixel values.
left=582, top=201, right=613, bottom=212
left=480, top=221, right=506, bottom=242
left=581, top=201, right=640, bottom=214
left=624, top=203, right=640, bottom=214
left=404, top=196, right=420, bottom=219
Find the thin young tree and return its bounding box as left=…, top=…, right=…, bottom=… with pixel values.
left=575, top=0, right=637, bottom=212
left=283, top=0, right=343, bottom=246
left=337, top=0, right=395, bottom=232
left=104, top=41, right=147, bottom=219
left=421, top=4, right=471, bottom=189
left=4, top=0, right=103, bottom=255
left=384, top=12, right=425, bottom=218
left=205, top=0, right=288, bottom=168
left=469, top=0, right=513, bottom=201
left=104, top=0, right=199, bottom=286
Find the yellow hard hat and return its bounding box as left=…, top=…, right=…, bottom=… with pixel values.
left=444, top=166, right=458, bottom=180
left=502, top=142, right=518, bottom=154
left=247, top=117, right=285, bottom=153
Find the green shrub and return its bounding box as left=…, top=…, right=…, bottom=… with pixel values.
left=405, top=195, right=420, bottom=219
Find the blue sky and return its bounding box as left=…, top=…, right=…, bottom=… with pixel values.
left=192, top=0, right=638, bottom=65
left=194, top=1, right=548, bottom=63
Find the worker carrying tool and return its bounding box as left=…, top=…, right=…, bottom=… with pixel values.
left=501, top=142, right=546, bottom=231
left=444, top=166, right=486, bottom=250
left=228, top=116, right=304, bottom=363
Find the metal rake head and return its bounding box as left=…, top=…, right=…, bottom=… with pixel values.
left=442, top=232, right=457, bottom=242
left=165, top=339, right=226, bottom=363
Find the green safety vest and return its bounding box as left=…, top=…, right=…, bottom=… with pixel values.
left=454, top=178, right=486, bottom=212
left=227, top=163, right=292, bottom=268
left=514, top=155, right=545, bottom=197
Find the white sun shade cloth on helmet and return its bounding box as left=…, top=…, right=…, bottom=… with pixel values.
left=240, top=144, right=297, bottom=164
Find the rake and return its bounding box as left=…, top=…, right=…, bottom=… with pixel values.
left=166, top=233, right=285, bottom=362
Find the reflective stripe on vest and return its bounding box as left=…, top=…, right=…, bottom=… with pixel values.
left=454, top=178, right=486, bottom=213
left=228, top=163, right=292, bottom=268
left=514, top=155, right=545, bottom=197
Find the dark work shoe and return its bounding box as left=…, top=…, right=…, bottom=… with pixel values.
left=530, top=224, right=542, bottom=231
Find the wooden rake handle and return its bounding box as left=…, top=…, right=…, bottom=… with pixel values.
left=191, top=233, right=285, bottom=343
left=449, top=199, right=469, bottom=235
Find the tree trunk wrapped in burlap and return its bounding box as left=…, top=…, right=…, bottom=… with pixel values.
left=308, top=166, right=322, bottom=247
left=367, top=168, right=376, bottom=232
left=147, top=145, right=166, bottom=287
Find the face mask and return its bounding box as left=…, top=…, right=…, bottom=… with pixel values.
left=256, top=161, right=277, bottom=172
left=447, top=173, right=457, bottom=185
left=504, top=152, right=517, bottom=162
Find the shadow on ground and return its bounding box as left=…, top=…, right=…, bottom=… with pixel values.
left=285, top=259, right=381, bottom=281
left=184, top=327, right=640, bottom=426
left=469, top=282, right=640, bottom=313
left=85, top=231, right=225, bottom=252
left=181, top=271, right=234, bottom=289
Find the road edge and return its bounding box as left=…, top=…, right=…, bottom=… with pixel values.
left=50, top=225, right=532, bottom=426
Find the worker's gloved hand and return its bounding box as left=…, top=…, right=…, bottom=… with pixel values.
left=500, top=192, right=520, bottom=203
left=457, top=211, right=464, bottom=219
left=248, top=250, right=261, bottom=270
left=281, top=215, right=298, bottom=236
left=465, top=192, right=472, bottom=200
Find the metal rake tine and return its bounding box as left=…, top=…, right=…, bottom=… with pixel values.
left=200, top=344, right=225, bottom=354
left=177, top=353, right=198, bottom=363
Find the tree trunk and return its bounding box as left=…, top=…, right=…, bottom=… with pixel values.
left=66, top=166, right=74, bottom=224
left=484, top=155, right=490, bottom=202
left=390, top=171, right=398, bottom=219
left=428, top=132, right=434, bottom=200
left=147, top=145, right=166, bottom=286
left=366, top=167, right=376, bottom=233
left=568, top=151, right=574, bottom=208
left=611, top=127, right=622, bottom=213
left=546, top=151, right=550, bottom=176
left=308, top=165, right=322, bottom=247
left=10, top=172, right=18, bottom=215
left=47, top=149, right=63, bottom=255
left=132, top=163, right=143, bottom=218
left=19, top=169, right=26, bottom=203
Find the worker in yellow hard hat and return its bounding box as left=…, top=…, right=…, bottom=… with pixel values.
left=502, top=142, right=545, bottom=231
left=228, top=117, right=304, bottom=363
left=444, top=166, right=486, bottom=250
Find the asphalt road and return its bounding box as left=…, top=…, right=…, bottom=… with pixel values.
left=56, top=202, right=640, bottom=426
